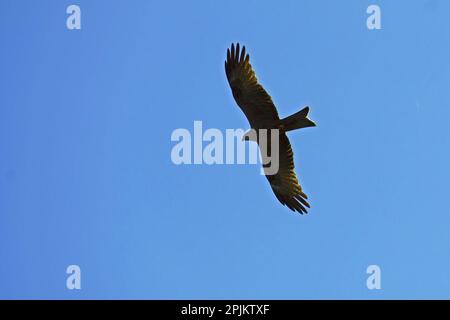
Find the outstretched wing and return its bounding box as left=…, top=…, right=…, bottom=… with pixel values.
left=225, top=43, right=310, bottom=214
left=225, top=43, right=279, bottom=128
left=266, top=133, right=310, bottom=214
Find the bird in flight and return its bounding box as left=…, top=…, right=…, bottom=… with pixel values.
left=225, top=43, right=316, bottom=214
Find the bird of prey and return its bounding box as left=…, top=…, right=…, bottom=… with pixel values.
left=225, top=43, right=316, bottom=214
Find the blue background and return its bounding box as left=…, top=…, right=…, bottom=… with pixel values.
left=1, top=0, right=450, bottom=299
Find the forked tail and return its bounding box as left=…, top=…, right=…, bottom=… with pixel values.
left=280, top=107, right=316, bottom=132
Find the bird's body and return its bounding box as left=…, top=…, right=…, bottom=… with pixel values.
left=225, top=43, right=315, bottom=214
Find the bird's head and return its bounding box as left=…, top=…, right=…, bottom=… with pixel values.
left=242, top=129, right=258, bottom=142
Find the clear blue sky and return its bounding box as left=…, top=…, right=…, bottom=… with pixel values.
left=1, top=0, right=450, bottom=299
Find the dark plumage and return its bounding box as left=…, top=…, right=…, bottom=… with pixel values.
left=225, top=43, right=316, bottom=214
